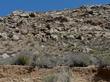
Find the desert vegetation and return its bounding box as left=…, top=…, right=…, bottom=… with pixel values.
left=0, top=4, right=110, bottom=82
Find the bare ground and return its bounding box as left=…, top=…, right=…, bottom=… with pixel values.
left=0, top=65, right=110, bottom=82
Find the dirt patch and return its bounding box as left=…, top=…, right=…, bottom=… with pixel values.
left=0, top=65, right=109, bottom=82
left=93, top=67, right=110, bottom=82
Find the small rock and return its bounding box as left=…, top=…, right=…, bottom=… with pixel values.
left=68, top=35, right=74, bottom=38
left=12, top=10, right=23, bottom=16
left=13, top=34, right=19, bottom=40
left=29, top=13, right=36, bottom=17
left=0, top=32, right=8, bottom=39
left=20, top=13, right=29, bottom=17
left=51, top=34, right=58, bottom=40
left=83, top=46, right=92, bottom=53
left=12, top=10, right=29, bottom=17
left=50, top=28, right=58, bottom=33
left=21, top=28, right=28, bottom=35
left=41, top=45, right=45, bottom=48
left=2, top=53, right=10, bottom=59
left=11, top=54, right=16, bottom=57
left=0, top=17, right=4, bottom=22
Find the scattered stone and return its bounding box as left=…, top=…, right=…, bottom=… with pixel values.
left=12, top=10, right=23, bottom=16
left=20, top=13, right=29, bottom=18
left=12, top=34, right=19, bottom=40
left=0, top=32, right=8, bottom=39
left=2, top=53, right=10, bottom=59
left=51, top=34, right=58, bottom=40
left=11, top=54, right=16, bottom=57
left=0, top=17, right=4, bottom=22
left=0, top=4, right=110, bottom=68
left=21, top=28, right=28, bottom=35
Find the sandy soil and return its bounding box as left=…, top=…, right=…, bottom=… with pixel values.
left=0, top=65, right=109, bottom=82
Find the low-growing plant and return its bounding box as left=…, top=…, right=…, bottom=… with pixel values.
left=73, top=55, right=91, bottom=67
left=34, top=55, right=57, bottom=68
left=56, top=66, right=72, bottom=82
left=42, top=74, right=56, bottom=82
left=61, top=53, right=91, bottom=67
left=14, top=55, right=30, bottom=65
left=99, top=54, right=110, bottom=66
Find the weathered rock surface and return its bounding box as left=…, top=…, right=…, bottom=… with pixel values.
left=0, top=4, right=110, bottom=67
left=0, top=5, right=110, bottom=54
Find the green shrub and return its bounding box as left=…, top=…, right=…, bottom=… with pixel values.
left=14, top=55, right=30, bottom=65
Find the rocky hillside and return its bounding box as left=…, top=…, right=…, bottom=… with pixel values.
left=0, top=4, right=110, bottom=67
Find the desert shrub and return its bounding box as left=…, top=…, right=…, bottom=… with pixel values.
left=56, top=66, right=72, bottom=82
left=43, top=74, right=56, bottom=82
left=60, top=53, right=91, bottom=67
left=99, top=54, right=110, bottom=66
left=89, top=54, right=110, bottom=67
left=72, top=55, right=91, bottom=67
left=89, top=55, right=102, bottom=66
left=14, top=55, right=30, bottom=65
left=54, top=16, right=68, bottom=22
left=35, top=55, right=57, bottom=68
left=42, top=67, right=71, bottom=82
left=31, top=55, right=37, bottom=67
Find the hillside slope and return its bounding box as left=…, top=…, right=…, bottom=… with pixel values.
left=0, top=5, right=110, bottom=53
left=0, top=5, right=110, bottom=67
left=0, top=4, right=110, bottom=82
